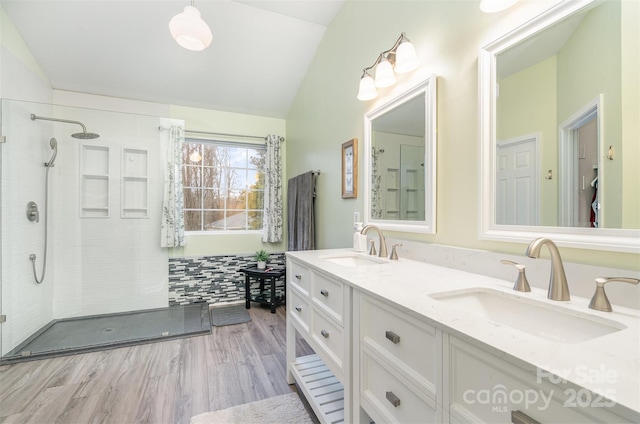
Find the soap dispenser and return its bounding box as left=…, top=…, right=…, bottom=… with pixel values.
left=353, top=222, right=367, bottom=252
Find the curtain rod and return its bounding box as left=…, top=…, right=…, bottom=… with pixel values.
left=158, top=126, right=284, bottom=142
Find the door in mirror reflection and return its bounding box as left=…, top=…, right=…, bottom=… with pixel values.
left=494, top=0, right=635, bottom=229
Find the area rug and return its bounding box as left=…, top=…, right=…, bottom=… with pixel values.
left=210, top=303, right=251, bottom=327
left=190, top=393, right=315, bottom=424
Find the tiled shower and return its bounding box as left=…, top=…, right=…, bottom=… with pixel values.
left=0, top=99, right=180, bottom=359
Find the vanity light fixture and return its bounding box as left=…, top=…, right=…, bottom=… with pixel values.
left=357, top=33, right=419, bottom=101
left=479, top=0, right=519, bottom=13
left=169, top=1, right=213, bottom=51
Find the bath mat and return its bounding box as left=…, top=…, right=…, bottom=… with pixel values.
left=210, top=303, right=251, bottom=327
left=190, top=393, right=315, bottom=424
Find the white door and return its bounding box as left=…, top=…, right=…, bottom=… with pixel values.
left=496, top=135, right=539, bottom=225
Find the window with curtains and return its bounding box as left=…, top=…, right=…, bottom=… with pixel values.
left=182, top=139, right=265, bottom=232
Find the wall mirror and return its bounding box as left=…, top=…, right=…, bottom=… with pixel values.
left=479, top=0, right=639, bottom=252
left=364, top=76, right=436, bottom=233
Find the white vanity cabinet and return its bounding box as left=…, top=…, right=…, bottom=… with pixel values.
left=286, top=257, right=351, bottom=424
left=355, top=292, right=444, bottom=423
left=286, top=250, right=639, bottom=424
left=446, top=336, right=635, bottom=424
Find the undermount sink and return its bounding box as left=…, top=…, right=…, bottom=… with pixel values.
left=320, top=253, right=387, bottom=267
left=430, top=288, right=626, bottom=344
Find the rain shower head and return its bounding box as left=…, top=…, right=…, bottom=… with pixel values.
left=71, top=131, right=100, bottom=140
left=30, top=113, right=100, bottom=139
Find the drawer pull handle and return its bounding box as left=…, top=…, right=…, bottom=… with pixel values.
left=320, top=329, right=330, bottom=338
left=385, top=391, right=401, bottom=408
left=295, top=306, right=302, bottom=312
left=320, top=289, right=329, bottom=297
left=511, top=410, right=540, bottom=424
left=385, top=331, right=400, bottom=344
left=295, top=274, right=302, bottom=279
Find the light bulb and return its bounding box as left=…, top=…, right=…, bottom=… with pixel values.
left=395, top=41, right=419, bottom=73
left=375, top=58, right=396, bottom=88
left=357, top=74, right=377, bottom=101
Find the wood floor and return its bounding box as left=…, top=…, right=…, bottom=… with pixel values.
left=0, top=305, right=315, bottom=424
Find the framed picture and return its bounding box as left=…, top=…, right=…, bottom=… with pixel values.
left=342, top=138, right=358, bottom=199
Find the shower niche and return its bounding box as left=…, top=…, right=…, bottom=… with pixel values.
left=80, top=145, right=110, bottom=217
left=79, top=146, right=150, bottom=218
left=121, top=147, right=149, bottom=218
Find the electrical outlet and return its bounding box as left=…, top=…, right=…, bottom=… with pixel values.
left=353, top=212, right=360, bottom=228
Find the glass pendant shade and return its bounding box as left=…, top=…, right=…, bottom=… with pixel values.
left=375, top=58, right=396, bottom=88
left=169, top=5, right=213, bottom=51
left=394, top=41, right=419, bottom=73
left=479, top=0, right=519, bottom=13
left=357, top=74, right=378, bottom=101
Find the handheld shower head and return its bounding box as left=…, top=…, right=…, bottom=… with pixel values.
left=46, top=138, right=58, bottom=167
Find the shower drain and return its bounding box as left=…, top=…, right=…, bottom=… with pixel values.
left=103, top=327, right=115, bottom=332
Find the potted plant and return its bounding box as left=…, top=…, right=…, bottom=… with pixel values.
left=256, top=249, right=269, bottom=269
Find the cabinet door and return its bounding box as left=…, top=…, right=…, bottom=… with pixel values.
left=288, top=260, right=311, bottom=294
left=361, top=347, right=442, bottom=423
left=312, top=270, right=345, bottom=325
left=448, top=336, right=633, bottom=423
left=360, top=294, right=440, bottom=402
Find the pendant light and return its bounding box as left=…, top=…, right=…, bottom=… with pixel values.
left=169, top=2, right=212, bottom=51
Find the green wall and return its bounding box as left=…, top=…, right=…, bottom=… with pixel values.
left=285, top=0, right=639, bottom=270
left=497, top=56, right=557, bottom=226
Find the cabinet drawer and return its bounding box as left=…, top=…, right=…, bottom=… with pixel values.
left=449, top=337, right=631, bottom=423
left=361, top=348, right=439, bottom=423
left=288, top=260, right=310, bottom=294
left=289, top=288, right=311, bottom=333
left=311, top=309, right=344, bottom=371
left=312, top=271, right=344, bottom=324
left=360, top=295, right=439, bottom=396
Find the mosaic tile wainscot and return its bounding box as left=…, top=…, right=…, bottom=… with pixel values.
left=168, top=253, right=286, bottom=306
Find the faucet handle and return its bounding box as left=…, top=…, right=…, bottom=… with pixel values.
left=368, top=240, right=377, bottom=256
left=390, top=243, right=403, bottom=260
left=501, top=259, right=531, bottom=292
left=588, top=277, right=640, bottom=312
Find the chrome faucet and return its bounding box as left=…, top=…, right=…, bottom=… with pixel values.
left=361, top=224, right=388, bottom=258
left=525, top=238, right=570, bottom=301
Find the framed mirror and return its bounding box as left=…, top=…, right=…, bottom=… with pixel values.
left=479, top=0, right=639, bottom=253
left=364, top=76, right=437, bottom=233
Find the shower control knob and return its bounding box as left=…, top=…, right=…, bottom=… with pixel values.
left=26, top=201, right=39, bottom=223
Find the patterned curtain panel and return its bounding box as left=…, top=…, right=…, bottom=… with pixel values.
left=161, top=125, right=186, bottom=247
left=262, top=134, right=283, bottom=243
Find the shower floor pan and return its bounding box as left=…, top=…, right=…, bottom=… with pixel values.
left=2, top=304, right=211, bottom=364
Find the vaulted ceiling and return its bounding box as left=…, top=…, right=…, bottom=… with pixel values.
left=2, top=0, right=346, bottom=118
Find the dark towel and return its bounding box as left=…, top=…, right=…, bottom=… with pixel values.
left=287, top=171, right=316, bottom=251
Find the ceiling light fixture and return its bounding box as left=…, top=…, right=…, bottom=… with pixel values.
left=169, top=1, right=212, bottom=51
left=357, top=33, right=419, bottom=101
left=479, top=0, right=519, bottom=13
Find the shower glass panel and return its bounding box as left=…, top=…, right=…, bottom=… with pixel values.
left=0, top=99, right=203, bottom=362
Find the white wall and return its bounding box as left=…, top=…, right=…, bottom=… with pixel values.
left=1, top=6, right=55, bottom=354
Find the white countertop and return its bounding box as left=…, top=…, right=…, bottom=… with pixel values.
left=286, top=248, right=640, bottom=416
